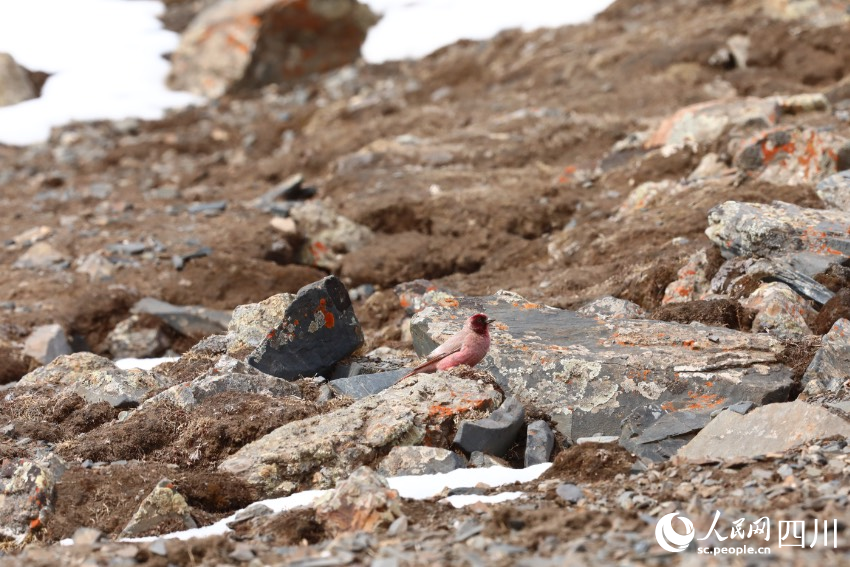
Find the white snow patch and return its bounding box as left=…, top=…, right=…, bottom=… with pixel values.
left=114, top=357, right=179, bottom=371
left=444, top=491, right=525, bottom=508
left=362, top=0, right=615, bottom=63
left=0, top=0, right=200, bottom=145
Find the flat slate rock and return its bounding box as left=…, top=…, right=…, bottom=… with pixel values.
left=621, top=405, right=714, bottom=462
left=248, top=276, right=364, bottom=380
left=133, top=297, right=231, bottom=337
left=329, top=369, right=408, bottom=399
left=411, top=290, right=793, bottom=441
left=678, top=400, right=850, bottom=461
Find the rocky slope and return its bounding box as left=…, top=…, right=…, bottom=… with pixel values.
left=2, top=0, right=850, bottom=564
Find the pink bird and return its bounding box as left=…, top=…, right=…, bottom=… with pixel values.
left=403, top=313, right=494, bottom=378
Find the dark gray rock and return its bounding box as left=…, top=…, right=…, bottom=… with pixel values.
left=411, top=291, right=793, bottom=441
left=171, top=246, right=211, bottom=270
left=727, top=401, right=756, bottom=415
left=524, top=420, right=555, bottom=466
left=803, top=318, right=850, bottom=396
left=257, top=173, right=317, bottom=204
left=556, top=483, right=584, bottom=504
left=454, top=397, right=525, bottom=457
left=329, top=369, right=407, bottom=399
left=620, top=405, right=713, bottom=462
left=248, top=276, right=364, bottom=380
left=132, top=297, right=231, bottom=337
left=744, top=257, right=834, bottom=304
left=377, top=446, right=466, bottom=476
left=187, top=200, right=227, bottom=214
left=106, top=242, right=147, bottom=255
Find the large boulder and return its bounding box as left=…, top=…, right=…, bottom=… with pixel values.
left=678, top=401, right=850, bottom=461
left=706, top=200, right=850, bottom=276
left=218, top=370, right=502, bottom=495
left=410, top=291, right=793, bottom=441
left=248, top=276, right=364, bottom=380
left=169, top=0, right=378, bottom=97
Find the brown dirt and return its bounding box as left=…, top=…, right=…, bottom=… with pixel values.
left=61, top=393, right=320, bottom=469
left=0, top=390, right=121, bottom=444
left=651, top=298, right=756, bottom=331
left=813, top=288, right=850, bottom=335
left=49, top=463, right=254, bottom=540
left=540, top=443, right=635, bottom=484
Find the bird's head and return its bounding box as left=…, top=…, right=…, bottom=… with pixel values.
left=467, top=313, right=494, bottom=335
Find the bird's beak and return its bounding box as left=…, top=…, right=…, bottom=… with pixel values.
left=486, top=318, right=495, bottom=325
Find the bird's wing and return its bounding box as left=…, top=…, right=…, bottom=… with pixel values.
left=403, top=344, right=462, bottom=377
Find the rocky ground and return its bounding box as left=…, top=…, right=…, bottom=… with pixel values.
left=3, top=0, right=850, bottom=564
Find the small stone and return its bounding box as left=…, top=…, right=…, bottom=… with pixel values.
left=816, top=170, right=850, bottom=211
left=23, top=324, right=72, bottom=364
left=576, top=296, right=646, bottom=320
left=741, top=282, right=814, bottom=339
left=187, top=200, right=227, bottom=215
left=314, top=466, right=401, bottom=535
left=777, top=463, right=794, bottom=479
left=378, top=446, right=466, bottom=476
left=556, top=483, right=584, bottom=504
left=229, top=544, right=256, bottom=562
left=386, top=515, right=408, bottom=536
left=454, top=520, right=483, bottom=542
left=148, top=539, right=167, bottom=557
left=119, top=478, right=198, bottom=538
left=524, top=420, right=555, bottom=466
left=468, top=452, right=510, bottom=468
left=576, top=436, right=619, bottom=444
left=72, top=527, right=103, bottom=545
left=13, top=241, right=68, bottom=270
